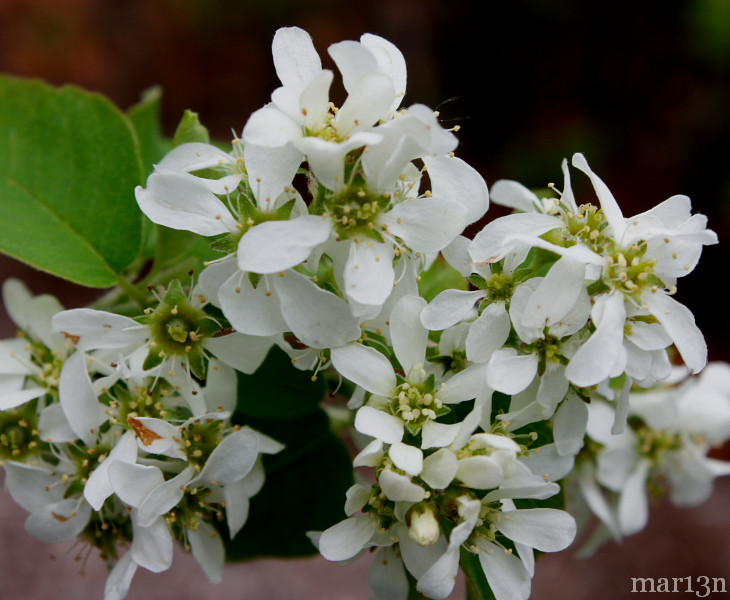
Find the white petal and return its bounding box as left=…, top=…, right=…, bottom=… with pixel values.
left=219, top=272, right=288, bottom=337
left=188, top=521, right=225, bottom=583
left=497, top=508, right=576, bottom=552
left=336, top=71, right=394, bottom=135
left=0, top=386, right=46, bottom=410
left=421, top=289, right=483, bottom=330
left=196, top=429, right=259, bottom=486
left=360, top=34, right=406, bottom=110
left=238, top=215, right=332, bottom=274
left=470, top=212, right=561, bottom=264
left=390, top=295, right=428, bottom=377
left=368, top=547, right=408, bottom=600
left=3, top=462, right=63, bottom=512
left=421, top=449, right=458, bottom=489
left=84, top=431, right=138, bottom=510
left=319, top=516, right=378, bottom=561
left=275, top=271, right=362, bottom=349
left=58, top=351, right=105, bottom=446
left=243, top=105, right=303, bottom=147
left=26, top=498, right=92, bottom=542
left=343, top=239, right=395, bottom=306
left=456, top=456, right=503, bottom=489
left=521, top=257, right=586, bottom=329
left=379, top=469, right=426, bottom=502
left=104, top=553, right=138, bottom=600
left=421, top=420, right=461, bottom=449
left=381, top=198, right=466, bottom=253
left=108, top=462, right=164, bottom=508
left=244, top=143, right=303, bottom=205
left=272, top=26, right=322, bottom=94
left=422, top=155, right=489, bottom=225
left=489, top=179, right=539, bottom=212
left=642, top=290, right=707, bottom=373
left=439, top=364, right=488, bottom=405
left=565, top=292, right=626, bottom=387
left=135, top=168, right=237, bottom=236
left=479, top=541, right=532, bottom=600
left=331, top=343, right=396, bottom=397
left=466, top=301, right=511, bottom=363
left=158, top=142, right=234, bottom=172
left=52, top=309, right=145, bottom=351
left=552, top=395, right=588, bottom=457
left=137, top=467, right=195, bottom=527
left=487, top=350, right=538, bottom=395
left=571, top=153, right=626, bottom=240
left=131, top=516, right=173, bottom=573
left=204, top=333, right=274, bottom=375
left=389, top=442, right=423, bottom=476
left=354, top=406, right=403, bottom=444
left=618, top=459, right=650, bottom=535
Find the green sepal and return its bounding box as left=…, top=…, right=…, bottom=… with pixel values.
left=469, top=273, right=489, bottom=290
left=162, top=279, right=187, bottom=307
left=586, top=279, right=611, bottom=296
left=187, top=348, right=207, bottom=380
left=143, top=349, right=164, bottom=371
left=171, top=109, right=210, bottom=147
left=211, top=232, right=243, bottom=254
left=248, top=272, right=263, bottom=289
left=274, top=198, right=297, bottom=220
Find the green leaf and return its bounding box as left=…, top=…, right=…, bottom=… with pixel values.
left=225, top=409, right=353, bottom=558
left=171, top=109, right=210, bottom=147
left=236, top=345, right=326, bottom=419
left=460, top=549, right=497, bottom=600
left=127, top=86, right=171, bottom=177
left=418, top=256, right=469, bottom=302
left=0, top=75, right=145, bottom=287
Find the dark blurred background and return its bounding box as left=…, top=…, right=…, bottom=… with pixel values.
left=1, top=1, right=729, bottom=598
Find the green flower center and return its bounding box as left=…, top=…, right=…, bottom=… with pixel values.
left=181, top=419, right=225, bottom=469
left=327, top=185, right=389, bottom=241
left=606, top=242, right=662, bottom=297
left=0, top=405, right=41, bottom=463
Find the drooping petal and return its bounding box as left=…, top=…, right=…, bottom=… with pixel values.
left=618, top=460, right=651, bottom=535
left=26, top=497, right=92, bottom=543
left=104, top=552, right=138, bottom=600
left=84, top=431, right=138, bottom=510
left=465, top=301, right=511, bottom=363
left=552, top=395, right=588, bottom=457
left=572, top=153, right=626, bottom=240
left=108, top=462, right=165, bottom=508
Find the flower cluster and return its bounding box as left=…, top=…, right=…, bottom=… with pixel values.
left=0, top=278, right=282, bottom=600
left=2, top=25, right=728, bottom=600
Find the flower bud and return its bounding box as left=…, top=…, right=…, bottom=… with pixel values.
left=407, top=503, right=441, bottom=547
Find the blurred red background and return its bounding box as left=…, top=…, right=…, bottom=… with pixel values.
left=1, top=1, right=729, bottom=598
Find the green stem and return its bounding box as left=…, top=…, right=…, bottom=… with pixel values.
left=460, top=549, right=496, bottom=600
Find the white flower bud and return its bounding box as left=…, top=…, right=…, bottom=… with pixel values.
left=407, top=504, right=440, bottom=547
